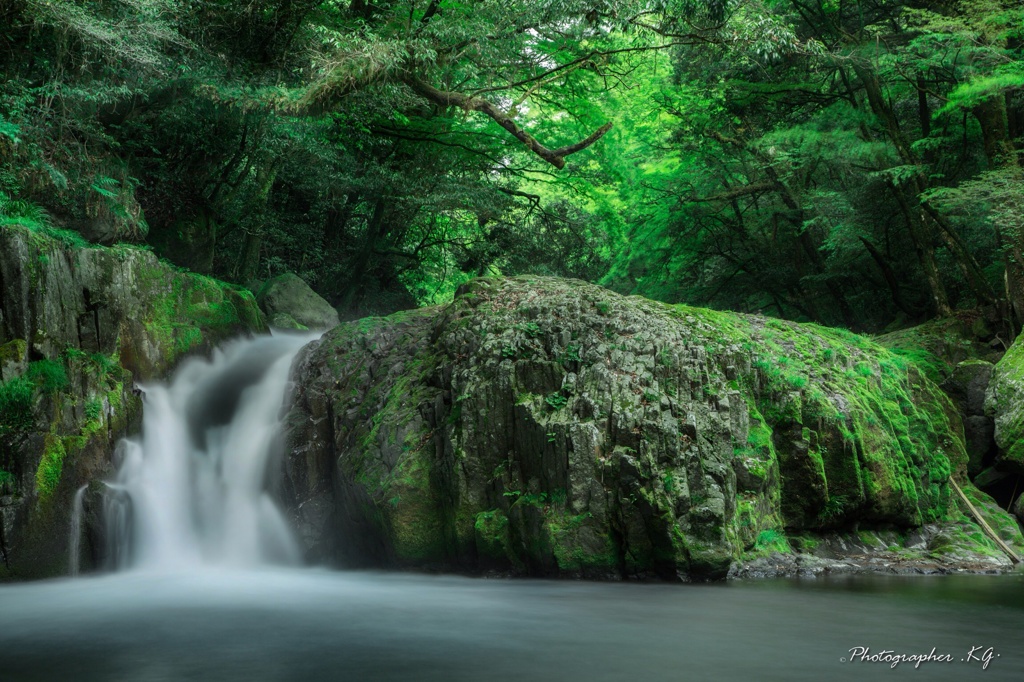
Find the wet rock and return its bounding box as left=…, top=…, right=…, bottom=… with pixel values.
left=962, top=415, right=995, bottom=477
left=268, top=312, right=307, bottom=331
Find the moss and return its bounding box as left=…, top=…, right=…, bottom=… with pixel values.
left=876, top=315, right=999, bottom=383
left=474, top=509, right=516, bottom=563
left=988, top=336, right=1024, bottom=470
left=306, top=276, right=994, bottom=579
left=928, top=523, right=1008, bottom=561
left=387, top=451, right=447, bottom=563
left=136, top=259, right=268, bottom=368
left=960, top=483, right=1024, bottom=552
left=548, top=512, right=619, bottom=574
left=754, top=529, right=791, bottom=553
left=34, top=434, right=66, bottom=499
left=0, top=338, right=27, bottom=365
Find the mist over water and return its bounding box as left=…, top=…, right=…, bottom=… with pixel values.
left=105, top=334, right=313, bottom=570
left=1, top=571, right=1023, bottom=681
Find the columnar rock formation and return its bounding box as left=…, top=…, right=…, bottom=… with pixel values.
left=284, top=276, right=1024, bottom=579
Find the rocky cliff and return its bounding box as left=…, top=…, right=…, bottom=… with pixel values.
left=284, top=276, right=1024, bottom=580
left=0, top=223, right=266, bottom=578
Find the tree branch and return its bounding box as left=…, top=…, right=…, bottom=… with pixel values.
left=692, top=181, right=775, bottom=202
left=403, top=78, right=612, bottom=169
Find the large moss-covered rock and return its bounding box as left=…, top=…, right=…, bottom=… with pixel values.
left=257, top=273, right=339, bottom=331
left=0, top=223, right=267, bottom=579
left=985, top=336, right=1024, bottom=474
left=285, top=276, right=1018, bottom=580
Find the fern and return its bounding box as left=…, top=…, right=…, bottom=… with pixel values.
left=0, top=191, right=52, bottom=228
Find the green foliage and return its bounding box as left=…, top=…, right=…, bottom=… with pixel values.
left=559, top=345, right=582, bottom=367
left=545, top=393, right=569, bottom=410
left=84, top=399, right=103, bottom=423
left=0, top=0, right=1020, bottom=338
left=0, top=191, right=51, bottom=228
left=755, top=529, right=786, bottom=550
left=522, top=322, right=542, bottom=338
left=0, top=377, right=34, bottom=436
left=27, top=360, right=68, bottom=395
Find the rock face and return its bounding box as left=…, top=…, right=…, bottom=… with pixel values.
left=0, top=223, right=266, bottom=579
left=284, top=276, right=1022, bottom=580
left=257, top=273, right=339, bottom=331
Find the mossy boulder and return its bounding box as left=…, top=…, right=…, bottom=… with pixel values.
left=257, top=273, right=339, bottom=331
left=985, top=336, right=1024, bottom=474
left=284, top=276, right=1011, bottom=580
left=0, top=223, right=267, bottom=579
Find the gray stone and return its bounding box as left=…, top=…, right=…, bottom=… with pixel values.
left=963, top=415, right=995, bottom=477
left=941, top=360, right=994, bottom=416
left=268, top=312, right=307, bottom=331
left=257, top=273, right=339, bottom=331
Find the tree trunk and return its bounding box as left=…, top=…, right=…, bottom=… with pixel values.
left=233, top=162, right=280, bottom=284
left=859, top=236, right=915, bottom=316
left=974, top=95, right=1023, bottom=334
left=336, top=198, right=387, bottom=312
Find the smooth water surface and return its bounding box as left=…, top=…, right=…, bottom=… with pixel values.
left=1, top=570, right=1021, bottom=681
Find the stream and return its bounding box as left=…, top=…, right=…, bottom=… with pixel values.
left=0, top=569, right=1022, bottom=681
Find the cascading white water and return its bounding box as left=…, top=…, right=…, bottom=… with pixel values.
left=68, top=484, right=87, bottom=575
left=106, top=334, right=313, bottom=571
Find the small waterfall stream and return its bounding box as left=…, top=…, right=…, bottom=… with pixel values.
left=68, top=484, right=87, bottom=575
left=104, top=334, right=313, bottom=571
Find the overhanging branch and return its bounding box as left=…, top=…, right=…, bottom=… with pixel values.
left=403, top=78, right=612, bottom=169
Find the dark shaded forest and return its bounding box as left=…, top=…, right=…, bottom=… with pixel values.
left=1, top=0, right=1022, bottom=332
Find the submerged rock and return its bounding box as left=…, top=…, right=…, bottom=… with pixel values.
left=0, top=223, right=266, bottom=579
left=257, top=273, right=339, bottom=331
left=284, top=276, right=1023, bottom=580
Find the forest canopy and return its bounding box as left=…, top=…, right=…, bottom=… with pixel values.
left=0, top=0, right=1022, bottom=332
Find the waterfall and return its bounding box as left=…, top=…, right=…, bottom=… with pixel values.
left=68, top=484, right=87, bottom=575
left=105, top=334, right=313, bottom=571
